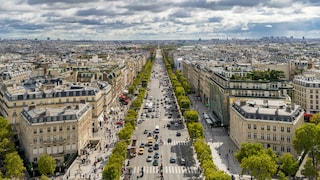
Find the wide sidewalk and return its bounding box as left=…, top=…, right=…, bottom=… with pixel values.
left=53, top=101, right=126, bottom=180
left=189, top=94, right=253, bottom=180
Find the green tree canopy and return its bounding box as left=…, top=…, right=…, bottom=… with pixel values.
left=103, top=163, right=121, bottom=180
left=4, top=152, right=26, bottom=179
left=310, top=112, right=320, bottom=125
left=293, top=123, right=320, bottom=166
left=38, top=154, right=56, bottom=175
left=234, top=142, right=265, bottom=163
left=279, top=153, right=299, bottom=177
left=241, top=153, right=277, bottom=180
left=301, top=158, right=316, bottom=179
left=184, top=110, right=198, bottom=122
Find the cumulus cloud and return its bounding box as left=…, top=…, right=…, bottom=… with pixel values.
left=0, top=0, right=319, bottom=40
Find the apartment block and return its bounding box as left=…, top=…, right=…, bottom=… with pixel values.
left=19, top=102, right=92, bottom=164
left=230, top=99, right=304, bottom=157
left=293, top=74, right=320, bottom=115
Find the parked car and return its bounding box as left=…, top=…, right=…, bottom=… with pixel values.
left=170, top=157, right=176, bottom=163
left=176, top=132, right=181, bottom=136
left=167, top=138, right=172, bottom=143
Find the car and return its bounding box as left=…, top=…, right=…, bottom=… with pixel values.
left=138, top=148, right=144, bottom=155
left=140, top=143, right=145, bottom=148
left=174, top=123, right=179, bottom=127
left=167, top=138, right=172, bottom=143
left=148, top=147, right=154, bottom=152
left=176, top=132, right=181, bottom=136
left=166, top=123, right=171, bottom=128
left=154, top=152, right=160, bottom=159
left=180, top=158, right=186, bottom=166
left=146, top=114, right=150, bottom=118
left=154, top=143, right=159, bottom=150
left=147, top=132, right=153, bottom=137
left=144, top=129, right=148, bottom=134
left=153, top=159, right=159, bottom=166
left=178, top=119, right=183, bottom=124
left=170, top=157, right=176, bottom=163
left=138, top=119, right=143, bottom=124
left=146, top=155, right=152, bottom=162
left=170, top=121, right=175, bottom=124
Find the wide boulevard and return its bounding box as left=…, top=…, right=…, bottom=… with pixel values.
left=127, top=49, right=201, bottom=180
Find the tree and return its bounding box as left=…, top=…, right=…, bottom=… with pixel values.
left=38, top=154, right=56, bottom=175
left=40, top=175, right=50, bottom=180
left=103, top=163, right=121, bottom=180
left=184, top=110, right=198, bottom=122
left=241, top=153, right=277, bottom=180
left=310, top=113, right=320, bottom=125
left=4, top=152, right=26, bottom=179
left=279, top=153, right=299, bottom=177
left=293, top=123, right=320, bottom=166
left=302, top=158, right=316, bottom=179
left=234, top=142, right=265, bottom=163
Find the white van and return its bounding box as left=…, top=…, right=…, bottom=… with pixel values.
left=154, top=125, right=160, bottom=133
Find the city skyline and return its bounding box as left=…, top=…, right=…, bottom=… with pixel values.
left=0, top=0, right=320, bottom=40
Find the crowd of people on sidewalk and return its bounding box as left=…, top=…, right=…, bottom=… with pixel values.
left=61, top=100, right=130, bottom=180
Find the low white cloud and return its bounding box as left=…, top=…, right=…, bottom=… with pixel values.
left=0, top=0, right=319, bottom=39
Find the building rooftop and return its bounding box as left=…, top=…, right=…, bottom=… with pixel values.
left=232, top=99, right=303, bottom=123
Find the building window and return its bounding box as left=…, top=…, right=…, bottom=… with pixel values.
left=281, top=135, right=285, bottom=142
left=281, top=146, right=285, bottom=152
left=67, top=126, right=70, bottom=131
left=47, top=127, right=51, bottom=132
left=287, top=127, right=291, bottom=133
left=287, top=136, right=291, bottom=143
left=281, top=127, right=284, bottom=132
left=248, top=124, right=251, bottom=129
left=67, top=135, right=70, bottom=140
left=253, top=124, right=256, bottom=130
left=59, top=126, right=63, bottom=131
left=248, top=132, right=251, bottom=139
left=273, top=126, right=276, bottom=131
left=53, top=127, right=57, bottom=132
left=261, top=126, right=264, bottom=130
left=261, top=133, right=264, bottom=140
left=33, top=137, right=37, bottom=144
left=72, top=125, right=76, bottom=130
left=253, top=133, right=257, bottom=139
left=13, top=103, right=16, bottom=107
left=273, top=145, right=277, bottom=152
left=287, top=146, right=291, bottom=153
left=39, top=137, right=43, bottom=143
left=267, top=134, right=270, bottom=140
left=33, top=129, right=37, bottom=134
left=273, top=134, right=277, bottom=141
left=39, top=128, right=43, bottom=133
left=47, top=136, right=50, bottom=142
left=33, top=158, right=37, bottom=162
left=267, top=125, right=270, bottom=131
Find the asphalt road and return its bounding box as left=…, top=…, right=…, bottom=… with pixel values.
left=127, top=49, right=200, bottom=180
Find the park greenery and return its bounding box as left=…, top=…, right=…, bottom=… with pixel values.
left=0, top=117, right=26, bottom=179
left=102, top=49, right=155, bottom=179
left=230, top=69, right=285, bottom=81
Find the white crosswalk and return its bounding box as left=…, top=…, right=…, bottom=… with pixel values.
left=162, top=140, right=191, bottom=146
left=133, top=166, right=198, bottom=174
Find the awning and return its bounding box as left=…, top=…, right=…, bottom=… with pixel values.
left=115, top=121, right=125, bottom=125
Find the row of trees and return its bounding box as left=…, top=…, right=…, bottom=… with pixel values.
left=234, top=118, right=320, bottom=180
left=0, top=117, right=25, bottom=179
left=230, top=69, right=285, bottom=81
left=162, top=48, right=230, bottom=179
left=102, top=50, right=155, bottom=179
left=0, top=117, right=56, bottom=179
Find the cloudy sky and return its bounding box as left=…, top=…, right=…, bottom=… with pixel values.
left=1, top=0, right=320, bottom=40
